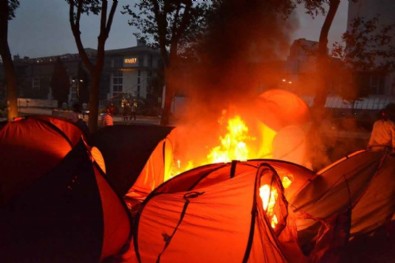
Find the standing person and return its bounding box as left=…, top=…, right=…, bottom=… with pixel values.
left=101, top=107, right=114, bottom=127
left=367, top=104, right=395, bottom=152
left=122, top=102, right=131, bottom=122
left=131, top=99, right=138, bottom=121
left=72, top=102, right=90, bottom=138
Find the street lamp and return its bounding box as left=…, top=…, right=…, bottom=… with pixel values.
left=72, top=78, right=84, bottom=102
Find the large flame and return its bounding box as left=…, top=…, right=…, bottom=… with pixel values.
left=169, top=113, right=298, bottom=230
left=207, top=115, right=254, bottom=163
left=166, top=89, right=311, bottom=230
left=171, top=114, right=277, bottom=175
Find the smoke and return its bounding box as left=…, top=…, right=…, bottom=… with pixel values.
left=175, top=1, right=299, bottom=117
left=166, top=1, right=308, bottom=171
left=168, top=1, right=364, bottom=172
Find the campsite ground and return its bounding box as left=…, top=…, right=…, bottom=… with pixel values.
left=15, top=107, right=162, bottom=125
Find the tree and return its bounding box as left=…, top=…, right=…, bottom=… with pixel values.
left=191, top=0, right=296, bottom=103
left=0, top=0, right=19, bottom=121
left=123, top=0, right=212, bottom=125
left=331, top=16, right=395, bottom=108
left=67, top=0, right=118, bottom=132
left=295, top=0, right=341, bottom=119
left=50, top=58, right=70, bottom=108
left=333, top=16, right=395, bottom=71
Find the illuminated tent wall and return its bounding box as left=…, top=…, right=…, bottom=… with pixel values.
left=0, top=116, right=131, bottom=262
left=254, top=89, right=310, bottom=132
left=253, top=89, right=311, bottom=167
left=90, top=125, right=174, bottom=198
left=129, top=160, right=320, bottom=263
left=290, top=150, right=395, bottom=245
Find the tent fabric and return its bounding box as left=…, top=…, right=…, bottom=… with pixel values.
left=0, top=116, right=132, bottom=262
left=0, top=116, right=82, bottom=205
left=254, top=89, right=310, bottom=131
left=124, top=136, right=174, bottom=205
left=290, top=149, right=395, bottom=240
left=152, top=159, right=314, bottom=202
left=90, top=124, right=174, bottom=197
left=130, top=160, right=313, bottom=263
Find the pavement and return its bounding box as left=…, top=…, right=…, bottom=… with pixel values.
left=11, top=107, right=163, bottom=126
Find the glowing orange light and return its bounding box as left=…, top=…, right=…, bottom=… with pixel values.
left=281, top=175, right=292, bottom=189
left=207, top=115, right=254, bottom=163
left=259, top=184, right=279, bottom=229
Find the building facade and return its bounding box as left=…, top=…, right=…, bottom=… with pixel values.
left=104, top=42, right=163, bottom=106
left=0, top=41, right=163, bottom=112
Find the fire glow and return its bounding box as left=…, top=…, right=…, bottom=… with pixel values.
left=177, top=113, right=297, bottom=229
left=171, top=114, right=277, bottom=176
left=207, top=115, right=254, bottom=163
left=259, top=184, right=279, bottom=229
left=165, top=89, right=311, bottom=230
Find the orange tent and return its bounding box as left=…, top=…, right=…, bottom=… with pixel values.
left=128, top=160, right=317, bottom=263
left=290, top=149, right=395, bottom=256
left=254, top=89, right=310, bottom=131
left=0, top=116, right=131, bottom=262
left=90, top=124, right=174, bottom=197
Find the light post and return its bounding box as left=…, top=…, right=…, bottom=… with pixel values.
left=72, top=78, right=83, bottom=103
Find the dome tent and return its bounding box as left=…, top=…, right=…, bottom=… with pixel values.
left=129, top=150, right=395, bottom=262
left=129, top=160, right=318, bottom=263
left=291, top=149, right=395, bottom=240
left=0, top=116, right=131, bottom=262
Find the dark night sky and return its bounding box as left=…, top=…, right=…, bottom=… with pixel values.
left=8, top=0, right=348, bottom=58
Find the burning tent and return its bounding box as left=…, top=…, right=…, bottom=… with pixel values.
left=290, top=149, right=395, bottom=254
left=0, top=116, right=131, bottom=262
left=127, top=159, right=322, bottom=263
left=126, top=148, right=393, bottom=262
left=169, top=89, right=313, bottom=176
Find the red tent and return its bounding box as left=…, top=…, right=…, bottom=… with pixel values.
left=0, top=116, right=131, bottom=262
left=126, top=160, right=315, bottom=263
left=90, top=124, right=174, bottom=197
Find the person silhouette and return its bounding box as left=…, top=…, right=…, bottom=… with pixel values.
left=367, top=104, right=395, bottom=153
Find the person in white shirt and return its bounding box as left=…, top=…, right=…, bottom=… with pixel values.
left=367, top=104, right=395, bottom=152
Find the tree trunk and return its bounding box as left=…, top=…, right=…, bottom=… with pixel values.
left=68, top=0, right=117, bottom=133
left=307, top=0, right=340, bottom=171
left=1, top=49, right=18, bottom=121
left=0, top=0, right=18, bottom=121
left=87, top=70, right=101, bottom=132
left=160, top=68, right=173, bottom=126
left=87, top=38, right=106, bottom=132
left=313, top=0, right=340, bottom=113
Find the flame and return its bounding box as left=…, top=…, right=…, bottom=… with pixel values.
left=207, top=115, right=255, bottom=163
left=167, top=113, right=296, bottom=230
left=171, top=113, right=279, bottom=175
left=259, top=184, right=279, bottom=229
left=281, top=175, right=292, bottom=189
